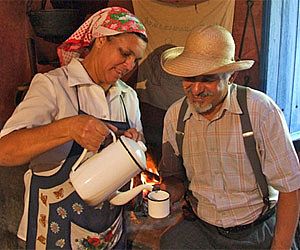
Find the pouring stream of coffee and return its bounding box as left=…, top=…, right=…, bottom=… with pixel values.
left=142, top=169, right=160, bottom=182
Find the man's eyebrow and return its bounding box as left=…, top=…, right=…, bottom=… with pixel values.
left=183, top=76, right=199, bottom=82
left=183, top=75, right=219, bottom=81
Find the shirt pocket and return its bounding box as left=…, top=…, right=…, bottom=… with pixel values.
left=221, top=136, right=257, bottom=193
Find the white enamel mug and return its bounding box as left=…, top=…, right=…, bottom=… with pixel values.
left=147, top=190, right=170, bottom=219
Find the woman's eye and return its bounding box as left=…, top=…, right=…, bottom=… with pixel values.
left=119, top=48, right=139, bottom=65
left=123, top=52, right=131, bottom=57
left=120, top=49, right=131, bottom=58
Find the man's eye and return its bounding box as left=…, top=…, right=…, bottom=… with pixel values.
left=183, top=83, right=193, bottom=89
left=202, top=77, right=215, bottom=82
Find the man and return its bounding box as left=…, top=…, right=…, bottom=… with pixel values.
left=0, top=7, right=147, bottom=249
left=159, top=25, right=300, bottom=249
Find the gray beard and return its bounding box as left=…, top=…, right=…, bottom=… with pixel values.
left=187, top=93, right=214, bottom=114
left=193, top=103, right=213, bottom=114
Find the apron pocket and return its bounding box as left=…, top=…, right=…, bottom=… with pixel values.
left=70, top=211, right=123, bottom=249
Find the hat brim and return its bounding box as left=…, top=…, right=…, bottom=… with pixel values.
left=161, top=47, right=255, bottom=77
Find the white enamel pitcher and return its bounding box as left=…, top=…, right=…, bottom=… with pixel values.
left=69, top=131, right=153, bottom=206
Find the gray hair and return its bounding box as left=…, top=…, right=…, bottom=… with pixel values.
left=218, top=72, right=233, bottom=81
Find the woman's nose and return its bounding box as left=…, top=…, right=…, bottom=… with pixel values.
left=123, top=56, right=136, bottom=71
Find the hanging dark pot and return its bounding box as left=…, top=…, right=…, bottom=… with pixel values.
left=49, top=0, right=78, bottom=9
left=50, top=0, right=109, bottom=16
left=27, top=0, right=84, bottom=44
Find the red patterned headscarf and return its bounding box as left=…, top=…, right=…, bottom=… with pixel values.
left=57, top=7, right=147, bottom=66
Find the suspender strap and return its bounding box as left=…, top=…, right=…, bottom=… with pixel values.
left=236, top=85, right=270, bottom=209
left=176, top=97, right=188, bottom=156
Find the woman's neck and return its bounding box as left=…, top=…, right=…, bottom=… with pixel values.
left=82, top=58, right=112, bottom=93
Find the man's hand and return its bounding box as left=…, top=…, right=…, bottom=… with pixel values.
left=271, top=189, right=300, bottom=250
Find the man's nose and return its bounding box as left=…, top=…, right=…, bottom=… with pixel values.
left=191, top=82, right=205, bottom=95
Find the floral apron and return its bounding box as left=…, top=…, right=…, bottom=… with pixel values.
left=26, top=89, right=131, bottom=249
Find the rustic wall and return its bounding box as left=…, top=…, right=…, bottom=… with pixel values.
left=0, top=1, right=32, bottom=128
left=233, top=0, right=263, bottom=90
left=0, top=3, right=31, bottom=240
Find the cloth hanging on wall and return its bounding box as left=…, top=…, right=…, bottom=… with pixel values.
left=133, top=0, right=235, bottom=110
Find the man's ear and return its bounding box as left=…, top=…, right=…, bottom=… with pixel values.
left=229, top=72, right=238, bottom=84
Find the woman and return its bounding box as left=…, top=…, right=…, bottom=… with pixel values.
left=0, top=7, right=147, bottom=249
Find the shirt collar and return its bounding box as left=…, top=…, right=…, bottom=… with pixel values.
left=221, top=84, right=242, bottom=115
left=183, top=83, right=242, bottom=121
left=67, top=58, right=94, bottom=87
left=66, top=58, right=130, bottom=94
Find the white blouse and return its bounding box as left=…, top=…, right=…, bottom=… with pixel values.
left=0, top=58, right=143, bottom=241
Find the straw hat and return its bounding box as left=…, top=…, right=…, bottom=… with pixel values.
left=161, top=25, right=254, bottom=77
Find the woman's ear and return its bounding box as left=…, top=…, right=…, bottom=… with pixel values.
left=94, top=37, right=107, bottom=48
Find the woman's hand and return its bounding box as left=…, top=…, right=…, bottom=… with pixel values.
left=70, top=115, right=117, bottom=152
left=123, top=128, right=143, bottom=141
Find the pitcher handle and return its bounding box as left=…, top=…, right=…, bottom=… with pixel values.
left=71, top=129, right=116, bottom=172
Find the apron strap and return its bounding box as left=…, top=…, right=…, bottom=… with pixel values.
left=75, top=86, right=130, bottom=128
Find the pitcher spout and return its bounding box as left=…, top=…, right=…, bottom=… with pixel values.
left=109, top=184, right=153, bottom=206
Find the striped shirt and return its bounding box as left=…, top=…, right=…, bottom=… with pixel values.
left=161, top=84, right=300, bottom=228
